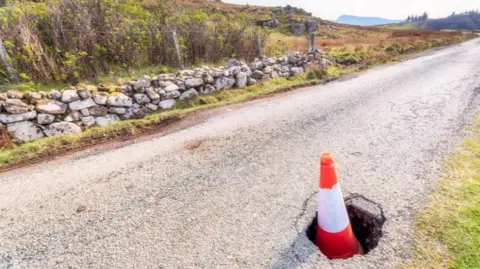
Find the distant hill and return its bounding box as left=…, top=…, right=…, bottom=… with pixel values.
left=385, top=11, right=480, bottom=31
left=336, top=15, right=403, bottom=26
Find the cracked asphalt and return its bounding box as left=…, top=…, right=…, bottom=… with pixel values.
left=1, top=39, right=480, bottom=269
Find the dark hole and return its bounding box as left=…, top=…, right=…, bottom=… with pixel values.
left=306, top=195, right=386, bottom=255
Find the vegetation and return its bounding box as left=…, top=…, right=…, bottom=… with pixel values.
left=406, top=115, right=480, bottom=269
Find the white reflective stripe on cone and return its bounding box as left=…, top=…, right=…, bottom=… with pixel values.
left=317, top=183, right=349, bottom=233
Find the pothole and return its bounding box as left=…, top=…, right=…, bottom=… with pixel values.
left=306, top=194, right=386, bottom=256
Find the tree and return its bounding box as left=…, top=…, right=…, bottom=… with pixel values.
left=406, top=16, right=411, bottom=22
left=422, top=12, right=428, bottom=21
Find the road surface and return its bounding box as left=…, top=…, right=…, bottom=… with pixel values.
left=1, top=39, right=480, bottom=269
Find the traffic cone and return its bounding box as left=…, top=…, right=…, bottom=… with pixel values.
left=315, top=153, right=364, bottom=259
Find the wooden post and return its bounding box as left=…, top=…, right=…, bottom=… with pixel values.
left=256, top=33, right=263, bottom=58
left=0, top=37, right=18, bottom=83
left=308, top=32, right=316, bottom=54
left=172, top=30, right=184, bottom=69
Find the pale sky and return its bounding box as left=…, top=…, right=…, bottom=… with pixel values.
left=223, top=0, right=479, bottom=21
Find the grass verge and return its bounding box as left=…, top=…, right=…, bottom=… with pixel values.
left=406, top=115, right=480, bottom=269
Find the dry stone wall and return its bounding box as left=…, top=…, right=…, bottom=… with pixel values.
left=0, top=51, right=331, bottom=143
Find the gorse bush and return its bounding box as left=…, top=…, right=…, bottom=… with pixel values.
left=0, top=0, right=267, bottom=84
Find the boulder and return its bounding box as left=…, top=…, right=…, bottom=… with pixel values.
left=0, top=93, right=7, bottom=101
left=134, top=93, right=151, bottom=105
left=0, top=111, right=37, bottom=124
left=124, top=106, right=148, bottom=120
left=4, top=99, right=29, bottom=114
left=204, top=74, right=215, bottom=84
left=248, top=78, right=257, bottom=86
left=7, top=91, right=23, bottom=99
left=271, top=71, right=280, bottom=78
left=36, top=100, right=67, bottom=115
left=81, top=116, right=95, bottom=127
left=227, top=59, right=240, bottom=69
left=61, top=89, right=80, bottom=103
left=249, top=61, right=263, bottom=70
left=107, top=94, right=133, bottom=107
left=64, top=111, right=81, bottom=122
left=108, top=107, right=127, bottom=115
left=145, top=103, right=158, bottom=111
left=44, top=122, right=82, bottom=137
left=89, top=106, right=108, bottom=117
left=69, top=98, right=97, bottom=110
left=251, top=70, right=264, bottom=80
left=290, top=67, right=304, bottom=75
left=264, top=66, right=273, bottom=74
left=80, top=108, right=90, bottom=117
left=163, top=90, right=181, bottom=99
left=265, top=58, right=277, bottom=66
left=47, top=90, right=62, bottom=100
left=93, top=93, right=108, bottom=105
left=95, top=114, right=120, bottom=127
left=7, top=121, right=44, bottom=142
left=159, top=99, right=176, bottom=110
left=236, top=72, right=248, bottom=88
left=28, top=92, right=42, bottom=104
left=37, top=113, right=55, bottom=125
left=146, top=87, right=160, bottom=102
left=180, top=89, right=199, bottom=101
left=133, top=80, right=151, bottom=91
left=158, top=80, right=173, bottom=88
left=185, top=78, right=204, bottom=88
left=200, top=84, right=217, bottom=94
left=78, top=90, right=90, bottom=100
left=164, top=84, right=180, bottom=92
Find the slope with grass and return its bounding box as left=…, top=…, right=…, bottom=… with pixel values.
left=407, top=115, right=480, bottom=268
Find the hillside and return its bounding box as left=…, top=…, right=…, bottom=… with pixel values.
left=385, top=11, right=480, bottom=30
left=336, top=15, right=402, bottom=26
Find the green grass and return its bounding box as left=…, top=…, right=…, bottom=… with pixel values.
left=406, top=116, right=480, bottom=269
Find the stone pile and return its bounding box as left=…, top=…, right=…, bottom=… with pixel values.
left=0, top=51, right=330, bottom=143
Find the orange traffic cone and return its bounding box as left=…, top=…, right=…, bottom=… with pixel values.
left=315, top=153, right=363, bottom=259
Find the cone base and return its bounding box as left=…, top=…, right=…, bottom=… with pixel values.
left=315, top=224, right=363, bottom=259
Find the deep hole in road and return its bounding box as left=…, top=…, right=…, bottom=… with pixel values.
left=306, top=195, right=386, bottom=257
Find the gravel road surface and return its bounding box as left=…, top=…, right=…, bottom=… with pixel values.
left=1, top=39, right=480, bottom=269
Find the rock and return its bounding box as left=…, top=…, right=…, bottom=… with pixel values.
left=176, top=81, right=186, bottom=91
left=7, top=121, right=44, bottom=142
left=265, top=58, right=277, bottom=66
left=291, top=67, right=304, bottom=75
left=157, top=73, right=177, bottom=81
left=36, top=100, right=67, bottom=115
left=81, top=116, right=95, bottom=127
left=48, top=90, right=62, bottom=100
left=89, top=106, right=108, bottom=117
left=0, top=101, right=4, bottom=112
left=210, top=70, right=224, bottom=78
left=214, top=77, right=230, bottom=91
left=0, top=93, right=7, bottom=101
left=80, top=108, right=90, bottom=117
left=179, top=70, right=195, bottom=77
left=229, top=66, right=242, bottom=77
left=28, top=92, right=42, bottom=103
left=134, top=93, right=151, bottom=105
left=163, top=90, right=181, bottom=99
left=44, top=122, right=82, bottom=137
left=204, top=74, right=215, bottom=84
left=185, top=78, right=204, bottom=88
left=95, top=114, right=120, bottom=127
left=61, top=89, right=80, bottom=103
left=159, top=99, right=176, bottom=109
left=7, top=91, right=23, bottom=99
left=108, top=107, right=127, bottom=114
left=248, top=78, right=257, bottom=86
left=37, top=113, right=55, bottom=125
left=107, top=94, right=133, bottom=107
left=227, top=59, right=240, bottom=69
left=69, top=98, right=96, bottom=110
left=180, top=89, right=199, bottom=101
left=271, top=71, right=280, bottom=78
left=249, top=61, right=263, bottom=70
left=124, top=106, right=147, bottom=120
left=200, top=84, right=217, bottom=94
left=264, top=66, right=273, bottom=74
left=93, top=93, right=108, bottom=105
left=78, top=90, right=89, bottom=100
left=251, top=70, right=264, bottom=80
left=157, top=80, right=173, bottom=88
left=281, top=65, right=290, bottom=73
left=0, top=111, right=37, bottom=124
left=164, top=84, right=180, bottom=92
left=146, top=87, right=160, bottom=102
left=236, top=72, right=248, bottom=88
left=133, top=80, right=151, bottom=91
left=4, top=99, right=29, bottom=114
left=145, top=103, right=158, bottom=111
left=64, top=111, right=81, bottom=122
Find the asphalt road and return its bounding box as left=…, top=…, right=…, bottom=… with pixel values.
left=1, top=39, right=480, bottom=269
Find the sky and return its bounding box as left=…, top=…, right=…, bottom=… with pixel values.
left=222, top=0, right=479, bottom=21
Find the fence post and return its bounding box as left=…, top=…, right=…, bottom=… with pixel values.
left=308, top=32, right=316, bottom=54
left=171, top=30, right=184, bottom=70
left=0, top=37, right=18, bottom=83
left=256, top=33, right=263, bottom=58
